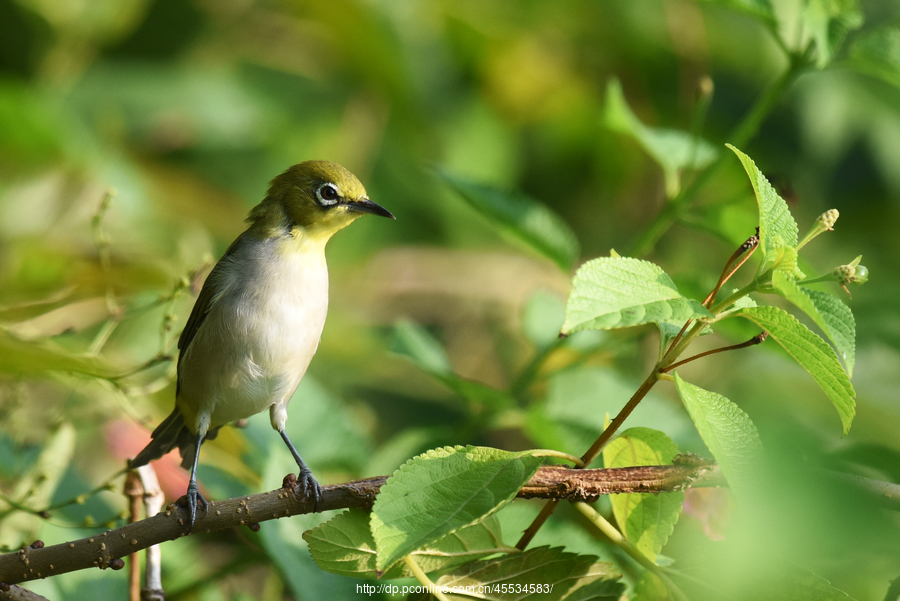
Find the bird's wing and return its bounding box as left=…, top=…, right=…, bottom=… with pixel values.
left=176, top=235, right=244, bottom=391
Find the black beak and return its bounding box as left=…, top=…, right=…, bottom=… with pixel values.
left=344, top=198, right=395, bottom=219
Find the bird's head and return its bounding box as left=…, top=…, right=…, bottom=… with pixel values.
left=249, top=160, right=394, bottom=239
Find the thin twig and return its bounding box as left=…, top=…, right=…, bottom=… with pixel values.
left=662, top=319, right=693, bottom=362
left=660, top=332, right=767, bottom=373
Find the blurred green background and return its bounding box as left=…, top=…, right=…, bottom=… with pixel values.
left=1, top=0, right=899, bottom=599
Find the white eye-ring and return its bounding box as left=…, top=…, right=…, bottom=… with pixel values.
left=316, top=183, right=340, bottom=206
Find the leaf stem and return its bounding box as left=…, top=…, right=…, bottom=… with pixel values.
left=660, top=332, right=767, bottom=373
left=403, top=555, right=452, bottom=601
left=709, top=282, right=758, bottom=315
left=526, top=450, right=584, bottom=468
left=574, top=503, right=689, bottom=601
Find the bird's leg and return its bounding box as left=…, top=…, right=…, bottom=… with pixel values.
left=185, top=431, right=209, bottom=532
left=279, top=429, right=323, bottom=510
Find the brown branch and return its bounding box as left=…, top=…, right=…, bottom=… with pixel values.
left=0, top=463, right=722, bottom=588
left=519, top=462, right=721, bottom=500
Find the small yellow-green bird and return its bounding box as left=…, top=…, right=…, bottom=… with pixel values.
left=131, top=161, right=394, bottom=530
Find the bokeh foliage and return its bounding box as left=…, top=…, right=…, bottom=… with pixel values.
left=1, top=0, right=899, bottom=599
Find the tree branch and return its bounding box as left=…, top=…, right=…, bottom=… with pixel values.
left=0, top=463, right=722, bottom=588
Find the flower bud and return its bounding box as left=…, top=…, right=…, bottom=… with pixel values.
left=797, top=209, right=839, bottom=250
left=833, top=256, right=867, bottom=297
left=818, top=209, right=839, bottom=230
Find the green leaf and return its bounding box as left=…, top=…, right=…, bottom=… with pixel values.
left=735, top=305, right=856, bottom=434
left=674, top=374, right=763, bottom=500
left=771, top=271, right=856, bottom=377
left=391, top=319, right=515, bottom=409
left=804, top=0, right=864, bottom=67
left=846, top=25, right=900, bottom=88
left=304, top=508, right=506, bottom=579
left=306, top=509, right=404, bottom=578
left=727, top=146, right=799, bottom=266
left=769, top=245, right=804, bottom=279
left=605, top=79, right=718, bottom=197
left=371, top=446, right=543, bottom=572
left=438, top=170, right=580, bottom=270
left=729, top=293, right=758, bottom=311
left=695, top=0, right=776, bottom=24
left=602, top=428, right=683, bottom=563
left=562, top=257, right=713, bottom=335
left=435, top=546, right=623, bottom=601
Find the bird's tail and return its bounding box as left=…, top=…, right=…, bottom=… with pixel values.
left=131, top=408, right=222, bottom=470
left=131, top=408, right=191, bottom=469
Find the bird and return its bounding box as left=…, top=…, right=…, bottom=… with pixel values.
left=130, top=160, right=394, bottom=531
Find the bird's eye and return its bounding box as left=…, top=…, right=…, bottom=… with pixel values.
left=316, top=183, right=340, bottom=206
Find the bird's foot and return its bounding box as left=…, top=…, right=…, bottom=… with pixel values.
left=297, top=467, right=324, bottom=511
left=179, top=482, right=209, bottom=533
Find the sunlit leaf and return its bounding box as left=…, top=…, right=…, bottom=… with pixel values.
left=562, top=257, right=712, bottom=335
left=371, top=446, right=542, bottom=572
left=727, top=145, right=799, bottom=270
left=735, top=305, right=855, bottom=434
left=771, top=271, right=856, bottom=377
left=674, top=374, right=763, bottom=500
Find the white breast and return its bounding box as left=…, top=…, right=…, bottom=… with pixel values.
left=176, top=233, right=329, bottom=434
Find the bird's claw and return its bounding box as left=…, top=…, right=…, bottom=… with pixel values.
left=297, top=467, right=323, bottom=511
left=184, top=482, right=209, bottom=532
